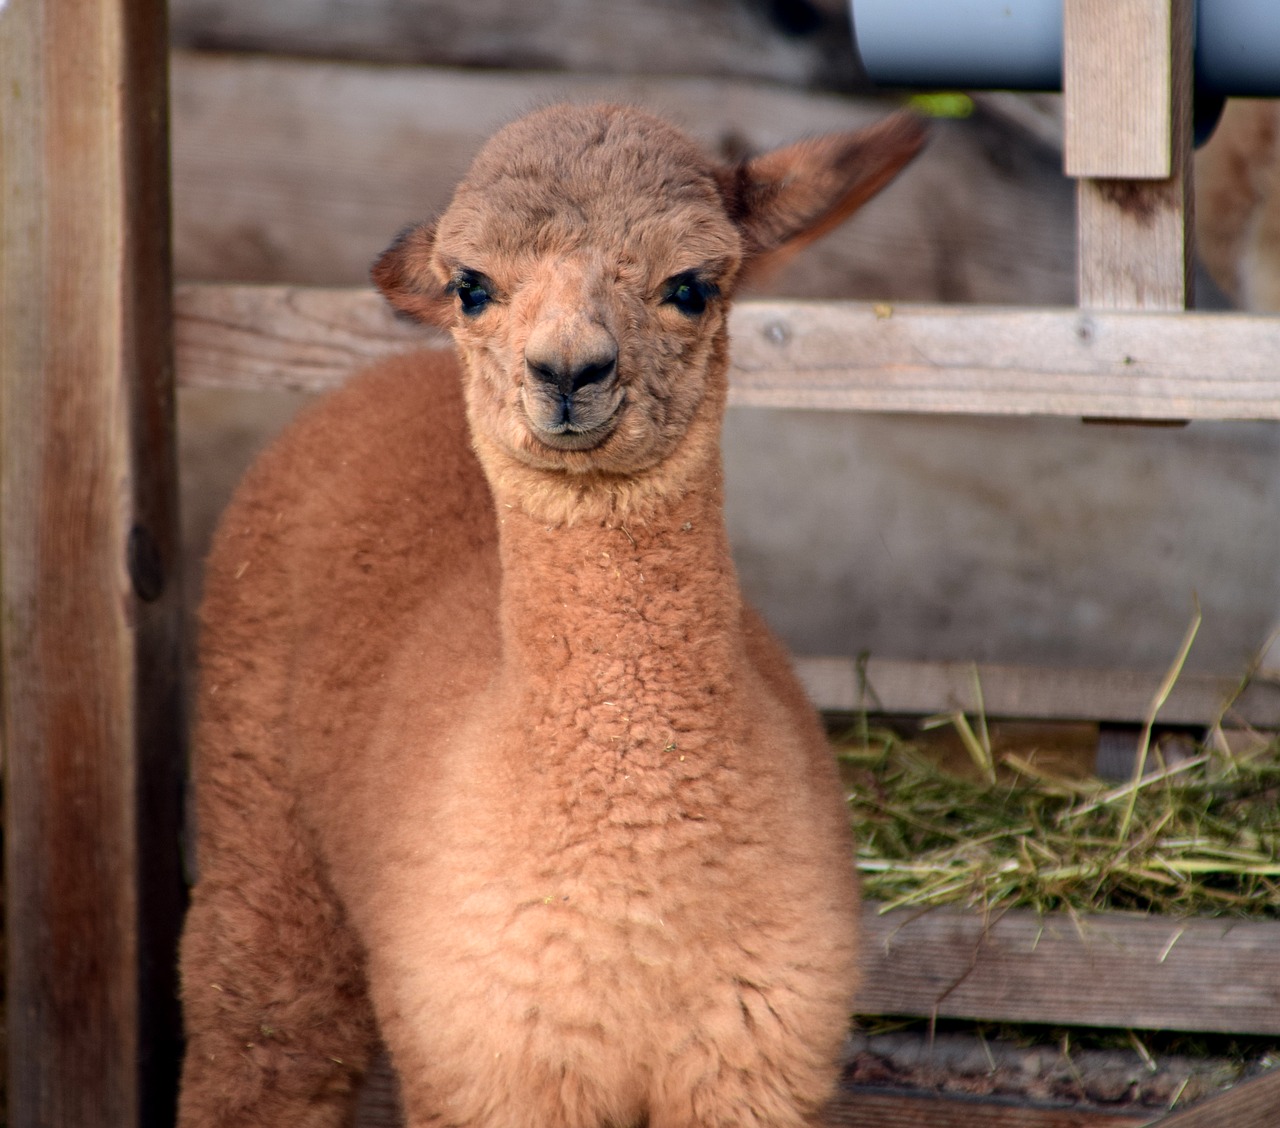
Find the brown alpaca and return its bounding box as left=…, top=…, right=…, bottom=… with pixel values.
left=1196, top=98, right=1280, bottom=311
left=178, top=103, right=924, bottom=1128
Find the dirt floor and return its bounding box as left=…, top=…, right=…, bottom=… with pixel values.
left=843, top=1022, right=1278, bottom=1115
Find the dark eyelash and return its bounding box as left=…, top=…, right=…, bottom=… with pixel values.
left=662, top=272, right=719, bottom=316
left=446, top=270, right=495, bottom=315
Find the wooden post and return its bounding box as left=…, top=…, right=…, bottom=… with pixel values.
left=1064, top=0, right=1194, bottom=310
left=1, top=1, right=186, bottom=1126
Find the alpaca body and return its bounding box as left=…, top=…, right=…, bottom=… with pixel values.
left=179, top=103, right=924, bottom=1128
left=184, top=353, right=855, bottom=1127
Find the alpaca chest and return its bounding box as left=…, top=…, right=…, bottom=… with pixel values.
left=398, top=716, right=832, bottom=1004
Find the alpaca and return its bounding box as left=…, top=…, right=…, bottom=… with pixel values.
left=1196, top=98, right=1280, bottom=311
left=178, top=102, right=924, bottom=1128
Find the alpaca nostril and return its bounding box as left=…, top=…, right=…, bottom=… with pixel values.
left=526, top=352, right=618, bottom=396
left=571, top=354, right=617, bottom=392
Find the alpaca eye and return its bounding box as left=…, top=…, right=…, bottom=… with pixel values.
left=449, top=271, right=493, bottom=315
left=663, top=273, right=717, bottom=317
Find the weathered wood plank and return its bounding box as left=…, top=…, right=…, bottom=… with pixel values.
left=726, top=303, right=1277, bottom=418
left=1, top=1, right=186, bottom=1125
left=167, top=0, right=859, bottom=90
left=173, top=283, right=436, bottom=394
left=1145, top=1067, right=1280, bottom=1127
left=859, top=906, right=1280, bottom=1036
left=1066, top=0, right=1194, bottom=310
left=1064, top=0, right=1179, bottom=179
left=829, top=1088, right=1150, bottom=1128
left=798, top=655, right=1280, bottom=728
left=168, top=52, right=1077, bottom=306
left=173, top=285, right=1280, bottom=421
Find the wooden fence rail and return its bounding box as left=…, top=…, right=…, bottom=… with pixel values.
left=175, top=285, right=1280, bottom=422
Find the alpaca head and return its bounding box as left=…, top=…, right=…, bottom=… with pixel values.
left=374, top=103, right=924, bottom=520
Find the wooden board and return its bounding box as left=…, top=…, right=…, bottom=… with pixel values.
left=1066, top=0, right=1194, bottom=310
left=1064, top=0, right=1181, bottom=179
left=831, top=1088, right=1150, bottom=1128
left=1146, top=1067, right=1280, bottom=1127
left=0, top=0, right=186, bottom=1125
left=168, top=52, right=1078, bottom=307
left=166, top=0, right=858, bottom=90
left=859, top=906, right=1280, bottom=1036
left=174, top=284, right=1280, bottom=422
left=798, top=655, right=1280, bottom=728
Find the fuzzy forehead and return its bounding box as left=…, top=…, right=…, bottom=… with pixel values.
left=434, top=103, right=740, bottom=269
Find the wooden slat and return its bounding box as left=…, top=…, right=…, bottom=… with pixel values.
left=174, top=283, right=436, bottom=393
left=797, top=656, right=1280, bottom=728
left=1075, top=178, right=1192, bottom=312
left=1064, top=0, right=1179, bottom=179
left=859, top=906, right=1280, bottom=1036
left=174, top=285, right=1280, bottom=421
left=1067, top=0, right=1194, bottom=310
left=168, top=53, right=1077, bottom=305
left=1, top=1, right=186, bottom=1126
left=1146, top=1067, right=1280, bottom=1127
left=166, top=0, right=855, bottom=90
left=830, top=1088, right=1150, bottom=1128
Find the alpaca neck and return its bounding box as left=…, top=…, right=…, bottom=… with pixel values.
left=492, top=456, right=748, bottom=768
left=497, top=462, right=741, bottom=670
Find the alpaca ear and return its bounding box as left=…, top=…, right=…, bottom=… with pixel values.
left=721, top=111, right=927, bottom=281
left=371, top=222, right=452, bottom=325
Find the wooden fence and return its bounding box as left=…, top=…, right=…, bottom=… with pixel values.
left=2, top=0, right=1278, bottom=1125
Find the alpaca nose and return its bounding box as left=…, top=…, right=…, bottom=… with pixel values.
left=524, top=319, right=619, bottom=397
left=526, top=351, right=618, bottom=396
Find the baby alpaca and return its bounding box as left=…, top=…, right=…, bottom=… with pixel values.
left=178, top=103, right=924, bottom=1128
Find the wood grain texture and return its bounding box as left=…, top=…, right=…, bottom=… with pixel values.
left=0, top=0, right=186, bottom=1125
left=1064, top=0, right=1177, bottom=179
left=859, top=907, right=1280, bottom=1036
left=173, top=283, right=436, bottom=393
left=173, top=285, right=1280, bottom=421
left=1076, top=177, right=1193, bottom=310
left=167, top=0, right=859, bottom=90
left=168, top=53, right=1078, bottom=306
left=798, top=655, right=1280, bottom=727
left=1146, top=1067, right=1280, bottom=1127
left=828, top=1088, right=1150, bottom=1128
left=162, top=0, right=860, bottom=88
left=1068, top=0, right=1194, bottom=309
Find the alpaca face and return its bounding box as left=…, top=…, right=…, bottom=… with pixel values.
left=430, top=105, right=745, bottom=479
left=373, top=102, right=926, bottom=494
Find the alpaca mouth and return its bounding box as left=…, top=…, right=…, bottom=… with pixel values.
left=522, top=387, right=624, bottom=452
left=527, top=413, right=620, bottom=452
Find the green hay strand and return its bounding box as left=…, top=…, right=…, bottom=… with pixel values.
left=837, top=726, right=1280, bottom=919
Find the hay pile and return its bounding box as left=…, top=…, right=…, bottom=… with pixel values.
left=838, top=722, right=1280, bottom=918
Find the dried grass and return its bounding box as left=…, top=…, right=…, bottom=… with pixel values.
left=836, top=712, right=1280, bottom=918
left=837, top=610, right=1280, bottom=918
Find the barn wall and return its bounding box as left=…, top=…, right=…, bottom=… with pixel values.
left=169, top=15, right=1280, bottom=681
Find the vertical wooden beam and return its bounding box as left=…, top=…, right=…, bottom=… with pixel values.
left=1064, top=0, right=1194, bottom=310
left=1, top=0, right=186, bottom=1126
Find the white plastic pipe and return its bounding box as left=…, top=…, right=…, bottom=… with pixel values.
left=851, top=0, right=1280, bottom=96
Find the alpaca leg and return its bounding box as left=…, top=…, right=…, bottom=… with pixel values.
left=648, top=1076, right=828, bottom=1128
left=647, top=1001, right=843, bottom=1128
left=178, top=846, right=376, bottom=1128
left=389, top=1031, right=639, bottom=1128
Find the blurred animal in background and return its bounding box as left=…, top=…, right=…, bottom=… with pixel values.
left=1196, top=98, right=1280, bottom=312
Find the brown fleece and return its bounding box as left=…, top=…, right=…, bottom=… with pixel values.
left=179, top=103, right=924, bottom=1128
